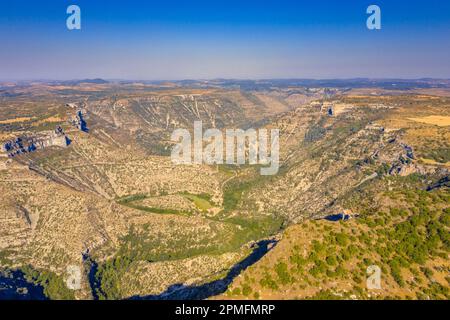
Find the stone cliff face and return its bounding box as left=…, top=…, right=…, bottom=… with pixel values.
left=1, top=127, right=69, bottom=157
left=67, top=104, right=89, bottom=132
left=79, top=91, right=300, bottom=155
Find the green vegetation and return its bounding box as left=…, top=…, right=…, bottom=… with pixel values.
left=424, top=147, right=450, bottom=163
left=0, top=250, right=13, bottom=265
left=221, top=170, right=271, bottom=213
left=242, top=283, right=253, bottom=296
left=259, top=271, right=279, bottom=291
left=123, top=204, right=183, bottom=215
left=95, top=256, right=132, bottom=300
left=250, top=175, right=449, bottom=299
left=275, top=261, right=292, bottom=285
left=94, top=211, right=284, bottom=299
left=117, top=192, right=217, bottom=215
left=116, top=193, right=148, bottom=203
left=181, top=192, right=213, bottom=211
left=222, top=180, right=252, bottom=212
left=117, top=193, right=185, bottom=215
left=22, top=265, right=75, bottom=300
left=222, top=215, right=285, bottom=249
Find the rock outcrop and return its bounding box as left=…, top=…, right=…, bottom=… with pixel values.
left=1, top=126, right=69, bottom=157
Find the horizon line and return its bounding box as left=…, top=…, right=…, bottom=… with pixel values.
left=2, top=77, right=450, bottom=83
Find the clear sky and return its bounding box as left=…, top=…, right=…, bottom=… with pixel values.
left=1, top=0, right=449, bottom=80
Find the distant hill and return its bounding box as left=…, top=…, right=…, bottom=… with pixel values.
left=63, top=78, right=109, bottom=85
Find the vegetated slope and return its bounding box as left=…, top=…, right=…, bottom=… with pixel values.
left=216, top=93, right=450, bottom=300
left=218, top=175, right=449, bottom=300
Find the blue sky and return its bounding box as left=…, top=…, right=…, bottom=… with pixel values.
left=1, top=0, right=449, bottom=80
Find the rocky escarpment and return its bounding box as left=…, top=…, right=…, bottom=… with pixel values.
left=246, top=101, right=448, bottom=222
left=1, top=126, right=69, bottom=157
left=66, top=103, right=89, bottom=132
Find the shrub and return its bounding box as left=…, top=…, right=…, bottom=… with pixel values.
left=242, top=284, right=253, bottom=296
left=326, top=255, right=337, bottom=266
left=232, top=287, right=241, bottom=295
left=275, top=262, right=292, bottom=285
left=335, top=233, right=349, bottom=246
